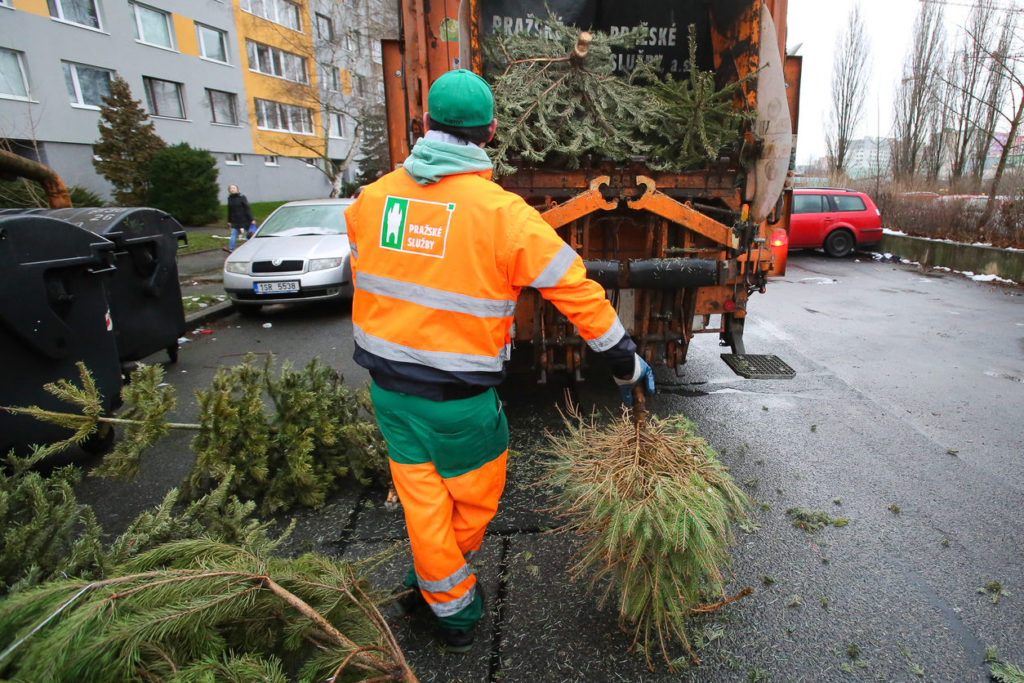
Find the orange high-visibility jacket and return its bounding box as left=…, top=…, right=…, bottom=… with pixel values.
left=345, top=166, right=635, bottom=399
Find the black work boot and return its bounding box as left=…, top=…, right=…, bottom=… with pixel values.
left=437, top=626, right=474, bottom=653
left=393, top=586, right=428, bottom=616
left=435, top=583, right=483, bottom=654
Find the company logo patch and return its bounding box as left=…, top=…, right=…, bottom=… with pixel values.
left=380, top=196, right=454, bottom=258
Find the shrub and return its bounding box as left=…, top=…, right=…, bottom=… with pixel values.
left=146, top=143, right=220, bottom=225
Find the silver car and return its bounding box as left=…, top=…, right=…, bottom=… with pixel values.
left=223, top=198, right=355, bottom=313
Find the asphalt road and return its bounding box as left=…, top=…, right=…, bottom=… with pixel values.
left=72, top=251, right=1024, bottom=682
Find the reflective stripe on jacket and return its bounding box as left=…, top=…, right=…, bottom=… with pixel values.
left=345, top=165, right=634, bottom=397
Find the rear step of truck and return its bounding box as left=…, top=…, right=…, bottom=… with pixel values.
left=720, top=354, right=796, bottom=380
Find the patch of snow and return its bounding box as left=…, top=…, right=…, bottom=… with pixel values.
left=177, top=337, right=191, bottom=344
left=799, top=277, right=837, bottom=285
left=970, top=273, right=1013, bottom=284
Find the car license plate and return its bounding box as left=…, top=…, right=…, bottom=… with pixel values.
left=254, top=281, right=300, bottom=294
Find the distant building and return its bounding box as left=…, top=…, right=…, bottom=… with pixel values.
left=985, top=131, right=1024, bottom=176
left=844, top=136, right=891, bottom=180
left=0, top=0, right=396, bottom=202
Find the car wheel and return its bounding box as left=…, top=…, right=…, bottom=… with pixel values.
left=235, top=303, right=263, bottom=317
left=824, top=230, right=855, bottom=258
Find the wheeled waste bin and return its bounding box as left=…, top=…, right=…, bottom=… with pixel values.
left=0, top=214, right=123, bottom=455
left=12, top=207, right=188, bottom=363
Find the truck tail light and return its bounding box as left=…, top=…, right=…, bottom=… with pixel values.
left=769, top=228, right=788, bottom=277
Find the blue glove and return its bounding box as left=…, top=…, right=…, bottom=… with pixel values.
left=614, top=354, right=655, bottom=406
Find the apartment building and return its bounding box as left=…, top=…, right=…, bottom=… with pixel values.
left=842, top=136, right=892, bottom=181
left=0, top=0, right=395, bottom=202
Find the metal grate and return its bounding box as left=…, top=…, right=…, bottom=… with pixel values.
left=252, top=260, right=304, bottom=273
left=720, top=354, right=796, bottom=380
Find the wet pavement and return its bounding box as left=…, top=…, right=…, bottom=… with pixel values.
left=81, top=248, right=1024, bottom=681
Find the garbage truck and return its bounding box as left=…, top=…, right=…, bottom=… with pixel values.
left=380, top=0, right=801, bottom=381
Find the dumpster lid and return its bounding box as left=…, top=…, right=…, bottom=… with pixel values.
left=15, top=207, right=186, bottom=245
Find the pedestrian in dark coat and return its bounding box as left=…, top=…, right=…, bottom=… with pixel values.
left=225, top=184, right=255, bottom=252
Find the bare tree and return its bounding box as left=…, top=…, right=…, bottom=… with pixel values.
left=921, top=75, right=953, bottom=182
left=973, top=24, right=1024, bottom=229
left=891, top=0, right=946, bottom=182
left=826, top=4, right=871, bottom=176
left=970, top=11, right=1018, bottom=183
left=946, top=0, right=1000, bottom=185
left=250, top=0, right=396, bottom=196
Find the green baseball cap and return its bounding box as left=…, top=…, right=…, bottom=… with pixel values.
left=427, top=69, right=494, bottom=128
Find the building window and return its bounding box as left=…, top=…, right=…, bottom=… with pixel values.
left=62, top=61, right=112, bottom=107
left=130, top=3, right=174, bottom=50
left=197, top=24, right=228, bottom=63
left=246, top=40, right=307, bottom=84
left=0, top=48, right=30, bottom=100
left=254, top=98, right=313, bottom=134
left=143, top=76, right=185, bottom=118
left=240, top=0, right=300, bottom=32
left=345, top=32, right=357, bottom=52
left=328, top=112, right=345, bottom=138
left=315, top=13, right=333, bottom=41
left=207, top=88, right=237, bottom=124
left=352, top=74, right=365, bottom=97
left=318, top=64, right=340, bottom=92
left=47, top=0, right=101, bottom=29
left=264, top=155, right=278, bottom=166
left=225, top=153, right=242, bottom=165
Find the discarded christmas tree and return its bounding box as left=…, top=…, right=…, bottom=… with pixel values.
left=483, top=19, right=658, bottom=176
left=0, top=538, right=416, bottom=682
left=483, top=18, right=754, bottom=176
left=544, top=394, right=751, bottom=669
left=644, top=25, right=754, bottom=172
left=3, top=356, right=390, bottom=515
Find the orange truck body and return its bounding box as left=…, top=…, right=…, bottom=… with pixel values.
left=382, top=0, right=801, bottom=380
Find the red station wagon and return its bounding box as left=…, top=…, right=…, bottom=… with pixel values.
left=790, top=188, right=883, bottom=257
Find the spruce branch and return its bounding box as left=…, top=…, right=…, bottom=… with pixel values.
left=0, top=538, right=416, bottom=682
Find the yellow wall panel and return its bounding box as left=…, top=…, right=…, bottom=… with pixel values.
left=173, top=14, right=199, bottom=57
left=233, top=1, right=322, bottom=157
left=339, top=69, right=352, bottom=96
left=252, top=130, right=323, bottom=158
left=12, top=0, right=49, bottom=17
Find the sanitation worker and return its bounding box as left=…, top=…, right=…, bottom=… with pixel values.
left=344, top=69, right=655, bottom=653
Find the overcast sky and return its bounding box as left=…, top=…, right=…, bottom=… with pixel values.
left=783, top=0, right=1022, bottom=164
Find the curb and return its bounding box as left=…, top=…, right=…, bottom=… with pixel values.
left=880, top=232, right=1023, bottom=283
left=184, top=301, right=235, bottom=327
